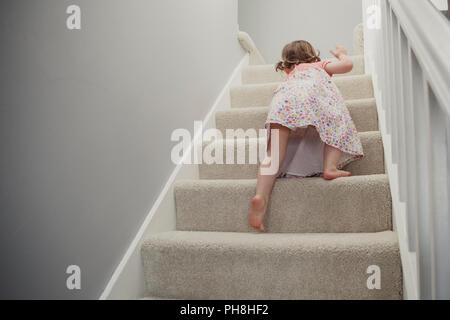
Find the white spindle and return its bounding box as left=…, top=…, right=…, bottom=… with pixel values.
left=428, top=89, right=450, bottom=299
left=377, top=0, right=388, bottom=113
left=394, top=20, right=408, bottom=203
left=404, top=40, right=418, bottom=253
left=389, top=8, right=399, bottom=164
left=414, top=77, right=435, bottom=299
left=383, top=1, right=393, bottom=134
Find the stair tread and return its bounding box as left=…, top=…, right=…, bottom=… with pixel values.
left=235, top=74, right=372, bottom=89
left=141, top=230, right=402, bottom=300
left=198, top=131, right=384, bottom=179
left=219, top=97, right=376, bottom=113
left=175, top=174, right=392, bottom=233
left=242, top=55, right=365, bottom=84
left=178, top=172, right=388, bottom=184
left=202, top=129, right=379, bottom=143
left=144, top=230, right=398, bottom=248
left=216, top=98, right=378, bottom=133
left=231, top=75, right=374, bottom=108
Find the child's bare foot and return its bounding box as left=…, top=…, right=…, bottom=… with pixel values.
left=323, top=169, right=351, bottom=180
left=249, top=195, right=267, bottom=232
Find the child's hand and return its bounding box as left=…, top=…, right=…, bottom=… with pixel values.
left=325, top=45, right=353, bottom=75
left=330, top=45, right=348, bottom=59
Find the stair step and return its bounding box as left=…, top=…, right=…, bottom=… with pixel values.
left=198, top=131, right=384, bottom=180
left=216, top=98, right=378, bottom=134
left=242, top=55, right=365, bottom=84
left=175, top=174, right=391, bottom=233
left=230, top=75, right=374, bottom=108
left=141, top=231, right=402, bottom=300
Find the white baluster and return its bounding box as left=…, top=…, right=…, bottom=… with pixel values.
left=389, top=8, right=399, bottom=164
left=413, top=71, right=435, bottom=299
left=395, top=21, right=408, bottom=203
left=428, top=89, right=450, bottom=299
left=404, top=41, right=418, bottom=253
left=384, top=1, right=393, bottom=135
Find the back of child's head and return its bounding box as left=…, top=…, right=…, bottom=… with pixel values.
left=276, top=40, right=321, bottom=72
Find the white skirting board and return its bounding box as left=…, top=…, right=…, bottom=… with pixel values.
left=99, top=53, right=250, bottom=300
left=371, top=70, right=419, bottom=300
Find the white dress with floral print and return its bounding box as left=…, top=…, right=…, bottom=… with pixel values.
left=266, top=60, right=364, bottom=178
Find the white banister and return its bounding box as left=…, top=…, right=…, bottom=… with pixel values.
left=430, top=0, right=449, bottom=11
left=390, top=0, right=450, bottom=112
left=363, top=0, right=450, bottom=299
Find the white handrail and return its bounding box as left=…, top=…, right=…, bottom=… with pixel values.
left=237, top=31, right=266, bottom=65
left=364, top=0, right=450, bottom=299
left=390, top=0, right=450, bottom=115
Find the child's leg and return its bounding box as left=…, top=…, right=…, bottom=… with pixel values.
left=323, top=144, right=351, bottom=180
left=249, top=124, right=291, bottom=231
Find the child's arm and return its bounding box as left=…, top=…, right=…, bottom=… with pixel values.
left=325, top=45, right=353, bottom=75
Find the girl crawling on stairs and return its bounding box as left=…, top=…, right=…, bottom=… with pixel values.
left=249, top=41, right=364, bottom=232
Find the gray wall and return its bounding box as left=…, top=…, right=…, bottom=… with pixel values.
left=238, top=0, right=362, bottom=63
left=0, top=0, right=244, bottom=299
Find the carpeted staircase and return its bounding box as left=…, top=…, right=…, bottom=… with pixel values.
left=140, top=28, right=403, bottom=300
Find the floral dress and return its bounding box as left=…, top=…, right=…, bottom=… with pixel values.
left=266, top=60, right=364, bottom=178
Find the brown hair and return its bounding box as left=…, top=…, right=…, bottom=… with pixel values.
left=275, top=40, right=321, bottom=72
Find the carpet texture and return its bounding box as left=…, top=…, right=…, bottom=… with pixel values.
left=198, top=131, right=384, bottom=179
left=140, top=27, right=402, bottom=300
left=242, top=55, right=365, bottom=85
left=230, top=75, right=374, bottom=108
left=141, top=231, right=402, bottom=300
left=174, top=174, right=391, bottom=233
left=216, top=98, right=379, bottom=134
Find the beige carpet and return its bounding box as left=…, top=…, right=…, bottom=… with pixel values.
left=230, top=75, right=374, bottom=108
left=198, top=131, right=384, bottom=179
left=216, top=98, right=379, bottom=134
left=241, top=55, right=365, bottom=84
left=142, top=231, right=401, bottom=300
left=141, top=26, right=402, bottom=300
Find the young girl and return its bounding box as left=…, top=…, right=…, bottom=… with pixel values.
left=249, top=40, right=364, bottom=232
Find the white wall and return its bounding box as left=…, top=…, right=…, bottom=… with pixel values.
left=0, top=0, right=244, bottom=299
left=238, top=0, right=363, bottom=63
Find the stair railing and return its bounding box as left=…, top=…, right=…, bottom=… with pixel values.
left=363, top=0, right=450, bottom=299
left=238, top=31, right=266, bottom=65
